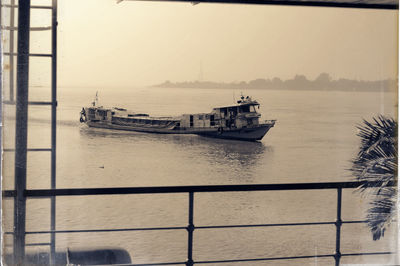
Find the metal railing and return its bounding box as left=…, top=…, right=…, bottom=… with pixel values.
left=1, top=1, right=58, bottom=264
left=3, top=181, right=396, bottom=265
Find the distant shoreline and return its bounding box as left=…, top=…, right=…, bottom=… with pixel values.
left=154, top=74, right=397, bottom=92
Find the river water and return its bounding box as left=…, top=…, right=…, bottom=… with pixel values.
left=2, top=87, right=398, bottom=265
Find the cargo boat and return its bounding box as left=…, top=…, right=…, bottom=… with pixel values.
left=79, top=95, right=276, bottom=141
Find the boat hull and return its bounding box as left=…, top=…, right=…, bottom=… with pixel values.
left=85, top=121, right=275, bottom=141
left=196, top=124, right=274, bottom=141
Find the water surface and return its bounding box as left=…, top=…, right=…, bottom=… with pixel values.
left=2, top=87, right=397, bottom=265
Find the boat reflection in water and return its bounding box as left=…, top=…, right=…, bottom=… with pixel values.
left=79, top=126, right=272, bottom=184
left=80, top=94, right=276, bottom=142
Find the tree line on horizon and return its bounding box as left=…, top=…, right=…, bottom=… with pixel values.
left=155, top=73, right=397, bottom=92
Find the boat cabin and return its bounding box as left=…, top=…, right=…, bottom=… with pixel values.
left=180, top=113, right=215, bottom=128
left=180, top=96, right=261, bottom=129
left=86, top=107, right=113, bottom=122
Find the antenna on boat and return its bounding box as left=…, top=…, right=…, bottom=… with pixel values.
left=92, top=91, right=99, bottom=106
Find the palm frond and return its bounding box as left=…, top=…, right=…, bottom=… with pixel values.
left=350, top=115, right=398, bottom=241
left=366, top=187, right=397, bottom=240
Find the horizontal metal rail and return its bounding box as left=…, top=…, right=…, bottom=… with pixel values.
left=131, top=262, right=186, bottom=265
left=1, top=4, right=53, bottom=9
left=3, top=148, right=52, bottom=152
left=125, top=0, right=398, bottom=9
left=26, top=243, right=51, bottom=247
left=4, top=226, right=187, bottom=235
left=2, top=181, right=395, bottom=198
left=3, top=243, right=51, bottom=247
left=197, top=221, right=336, bottom=229
left=341, top=252, right=395, bottom=257
left=3, top=100, right=56, bottom=106
left=2, top=220, right=366, bottom=235
left=2, top=26, right=52, bottom=31
left=4, top=52, right=52, bottom=57
left=342, top=220, right=367, bottom=224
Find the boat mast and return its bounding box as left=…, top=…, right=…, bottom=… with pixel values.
left=92, top=91, right=99, bottom=106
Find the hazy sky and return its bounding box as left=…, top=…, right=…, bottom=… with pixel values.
left=25, top=0, right=398, bottom=87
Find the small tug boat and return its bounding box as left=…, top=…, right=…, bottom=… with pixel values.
left=80, top=94, right=276, bottom=141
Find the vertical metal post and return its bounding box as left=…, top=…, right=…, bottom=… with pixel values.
left=334, top=188, right=342, bottom=266
left=0, top=5, right=3, bottom=247
left=186, top=192, right=194, bottom=266
left=0, top=8, right=2, bottom=262
left=9, top=0, right=15, bottom=101
left=13, top=0, right=31, bottom=264
left=50, top=0, right=58, bottom=264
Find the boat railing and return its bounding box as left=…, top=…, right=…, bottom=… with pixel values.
left=2, top=181, right=396, bottom=266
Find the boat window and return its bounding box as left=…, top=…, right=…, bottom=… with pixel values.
left=220, top=108, right=227, bottom=117
left=199, top=115, right=203, bottom=120
left=98, top=110, right=107, bottom=117
left=228, top=107, right=238, bottom=116
left=210, top=115, right=215, bottom=126
left=190, top=115, right=194, bottom=127
left=239, top=105, right=250, bottom=113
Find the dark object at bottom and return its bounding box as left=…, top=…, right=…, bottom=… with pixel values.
left=4, top=247, right=132, bottom=265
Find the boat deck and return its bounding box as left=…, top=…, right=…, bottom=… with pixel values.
left=114, top=115, right=179, bottom=121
